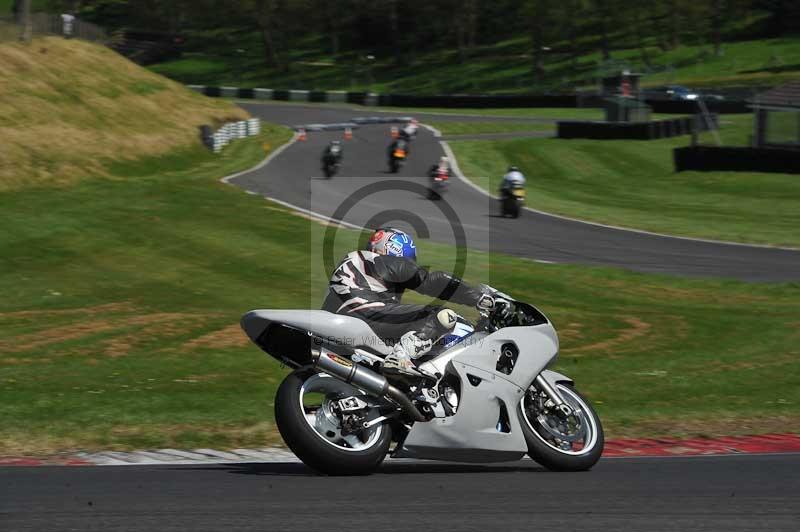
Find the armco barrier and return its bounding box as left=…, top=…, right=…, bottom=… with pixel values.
left=558, top=115, right=718, bottom=140
left=646, top=99, right=749, bottom=114
left=674, top=146, right=800, bottom=174
left=188, top=84, right=749, bottom=114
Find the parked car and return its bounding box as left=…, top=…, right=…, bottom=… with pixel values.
left=641, top=85, right=725, bottom=102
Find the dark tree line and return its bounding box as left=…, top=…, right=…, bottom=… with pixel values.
left=38, top=0, right=800, bottom=79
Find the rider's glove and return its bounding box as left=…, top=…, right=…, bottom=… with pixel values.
left=476, top=293, right=495, bottom=312
left=477, top=293, right=512, bottom=317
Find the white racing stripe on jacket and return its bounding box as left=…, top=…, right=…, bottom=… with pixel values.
left=349, top=301, right=386, bottom=313
left=336, top=297, right=368, bottom=313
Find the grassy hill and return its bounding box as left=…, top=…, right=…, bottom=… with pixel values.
left=0, top=36, right=247, bottom=190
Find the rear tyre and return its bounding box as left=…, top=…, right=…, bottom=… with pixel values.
left=275, top=370, right=392, bottom=476
left=519, top=383, right=604, bottom=471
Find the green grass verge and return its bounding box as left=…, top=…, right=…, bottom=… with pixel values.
left=2, top=122, right=799, bottom=455
left=450, top=114, right=800, bottom=247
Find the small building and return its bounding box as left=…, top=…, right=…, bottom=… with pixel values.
left=748, top=81, right=800, bottom=149
left=601, top=71, right=643, bottom=98
left=601, top=71, right=650, bottom=122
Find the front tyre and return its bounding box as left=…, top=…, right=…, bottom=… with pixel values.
left=275, top=370, right=392, bottom=475
left=519, top=383, right=604, bottom=471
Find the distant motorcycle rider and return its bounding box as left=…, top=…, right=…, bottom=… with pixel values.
left=401, top=119, right=418, bottom=140
left=499, top=165, right=526, bottom=195
left=322, top=228, right=506, bottom=376
left=388, top=136, right=410, bottom=154
left=322, top=140, right=343, bottom=165
left=428, top=156, right=452, bottom=179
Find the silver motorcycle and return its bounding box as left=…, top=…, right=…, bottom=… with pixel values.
left=241, top=293, right=603, bottom=475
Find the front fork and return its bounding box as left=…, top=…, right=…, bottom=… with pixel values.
left=534, top=374, right=574, bottom=418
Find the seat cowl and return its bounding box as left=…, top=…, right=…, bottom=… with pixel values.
left=241, top=309, right=392, bottom=356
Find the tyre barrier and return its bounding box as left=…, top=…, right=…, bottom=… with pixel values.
left=291, top=122, right=360, bottom=132
left=188, top=84, right=750, bottom=114
left=351, top=116, right=414, bottom=124
left=557, top=114, right=719, bottom=140
left=674, top=146, right=800, bottom=174
left=200, top=118, right=261, bottom=152
left=289, top=117, right=412, bottom=132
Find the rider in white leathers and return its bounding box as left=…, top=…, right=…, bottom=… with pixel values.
left=499, top=165, right=526, bottom=195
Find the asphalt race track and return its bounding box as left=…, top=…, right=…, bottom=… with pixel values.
left=234, top=102, right=800, bottom=282
left=4, top=454, right=800, bottom=531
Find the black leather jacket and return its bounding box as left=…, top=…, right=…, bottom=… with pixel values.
left=322, top=251, right=482, bottom=312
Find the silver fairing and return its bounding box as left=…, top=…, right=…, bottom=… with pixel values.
left=397, top=322, right=559, bottom=462
left=241, top=309, right=393, bottom=356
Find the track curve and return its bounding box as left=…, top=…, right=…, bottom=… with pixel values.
left=236, top=102, right=800, bottom=281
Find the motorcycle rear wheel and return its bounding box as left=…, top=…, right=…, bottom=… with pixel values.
left=275, top=370, right=392, bottom=475
left=519, top=383, right=604, bottom=471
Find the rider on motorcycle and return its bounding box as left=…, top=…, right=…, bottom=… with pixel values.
left=428, top=156, right=452, bottom=179
left=322, top=228, right=506, bottom=376
left=499, top=165, right=526, bottom=195
left=322, top=140, right=343, bottom=165
left=401, top=119, right=418, bottom=140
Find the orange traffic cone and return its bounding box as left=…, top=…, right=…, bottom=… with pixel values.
left=344, top=127, right=353, bottom=140
left=297, top=128, right=307, bottom=141
left=391, top=126, right=398, bottom=139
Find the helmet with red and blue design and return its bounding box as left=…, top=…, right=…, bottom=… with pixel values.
left=367, top=227, right=417, bottom=261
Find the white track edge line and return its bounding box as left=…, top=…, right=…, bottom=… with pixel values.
left=266, top=196, right=365, bottom=230
left=220, top=134, right=298, bottom=185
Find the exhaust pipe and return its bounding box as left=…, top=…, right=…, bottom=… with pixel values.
left=312, top=349, right=426, bottom=422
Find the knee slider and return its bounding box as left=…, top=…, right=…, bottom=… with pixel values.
left=437, top=309, right=458, bottom=330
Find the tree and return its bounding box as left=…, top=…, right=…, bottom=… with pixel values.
left=710, top=0, right=723, bottom=56
left=593, top=0, right=613, bottom=60
left=525, top=0, right=552, bottom=82
left=253, top=0, right=280, bottom=69
left=454, top=0, right=478, bottom=63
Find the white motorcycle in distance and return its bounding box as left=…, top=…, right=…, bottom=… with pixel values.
left=241, top=292, right=604, bottom=475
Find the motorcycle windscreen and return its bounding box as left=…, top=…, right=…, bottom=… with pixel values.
left=442, top=321, right=475, bottom=348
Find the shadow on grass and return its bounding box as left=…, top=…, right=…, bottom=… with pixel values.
left=739, top=63, right=800, bottom=74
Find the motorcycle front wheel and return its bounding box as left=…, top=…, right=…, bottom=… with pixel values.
left=275, top=370, right=392, bottom=475
left=519, top=382, right=604, bottom=471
